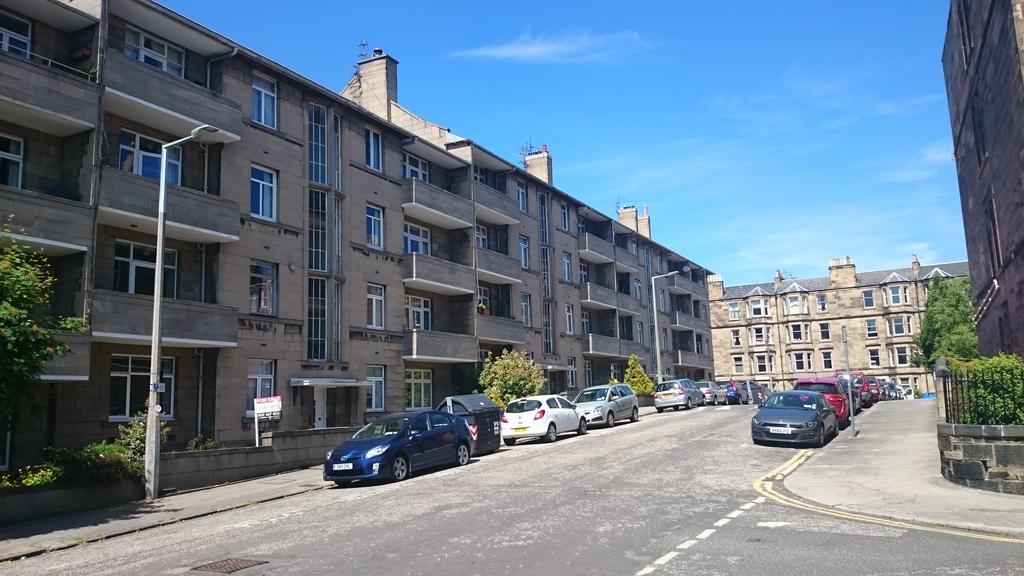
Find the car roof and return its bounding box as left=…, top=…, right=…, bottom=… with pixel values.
left=793, top=376, right=840, bottom=385
left=515, top=395, right=563, bottom=401
left=773, top=390, right=823, bottom=397
left=579, top=385, right=610, bottom=391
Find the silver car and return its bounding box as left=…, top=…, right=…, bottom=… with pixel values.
left=696, top=380, right=717, bottom=405
left=572, top=384, right=639, bottom=427
left=654, top=379, right=705, bottom=412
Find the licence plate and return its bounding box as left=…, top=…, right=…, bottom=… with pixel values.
left=659, top=393, right=673, bottom=398
left=513, top=427, right=528, bottom=433
left=332, top=463, right=353, bottom=471
left=768, top=427, right=792, bottom=435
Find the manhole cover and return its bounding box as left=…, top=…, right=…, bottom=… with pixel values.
left=192, top=558, right=268, bottom=574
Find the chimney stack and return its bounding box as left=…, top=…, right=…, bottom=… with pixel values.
left=524, top=144, right=553, bottom=185
left=341, top=48, right=398, bottom=121
left=828, top=256, right=856, bottom=289
left=707, top=274, right=725, bottom=301
left=616, top=204, right=652, bottom=239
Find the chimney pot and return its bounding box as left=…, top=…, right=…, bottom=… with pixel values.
left=372, top=47, right=384, bottom=56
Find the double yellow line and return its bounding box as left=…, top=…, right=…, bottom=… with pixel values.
left=754, top=451, right=1024, bottom=545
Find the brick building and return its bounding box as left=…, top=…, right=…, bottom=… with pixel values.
left=708, top=257, right=969, bottom=393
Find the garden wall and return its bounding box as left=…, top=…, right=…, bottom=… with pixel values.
left=937, top=423, right=1024, bottom=495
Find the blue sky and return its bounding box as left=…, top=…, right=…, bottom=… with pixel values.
left=162, top=1, right=965, bottom=285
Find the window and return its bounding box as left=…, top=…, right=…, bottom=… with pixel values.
left=119, top=130, right=179, bottom=185
left=308, top=278, right=326, bottom=360
left=633, top=278, right=642, bottom=300
left=889, top=286, right=904, bottom=305
left=585, top=361, right=593, bottom=387
left=403, top=223, right=431, bottom=255
left=114, top=240, right=177, bottom=298
left=755, top=355, right=773, bottom=373
left=543, top=302, right=554, bottom=354
left=309, top=190, right=327, bottom=271
left=636, top=321, right=644, bottom=344
left=568, top=357, right=577, bottom=389
left=365, top=204, right=384, bottom=249
left=406, top=369, right=432, bottom=409
left=249, top=260, right=277, bottom=315
left=559, top=202, right=569, bottom=230
left=610, top=363, right=622, bottom=382
left=540, top=248, right=551, bottom=297
left=109, top=355, right=174, bottom=420
left=730, top=329, right=741, bottom=346
left=367, top=284, right=385, bottom=329
left=565, top=305, right=575, bottom=335
left=819, top=322, right=831, bottom=341
left=519, top=235, right=530, bottom=268
left=816, top=294, right=827, bottom=313
left=787, top=295, right=805, bottom=315
left=364, top=129, right=381, bottom=171
left=478, top=286, right=490, bottom=310
left=581, top=311, right=591, bottom=335
left=521, top=293, right=532, bottom=327
left=862, top=290, right=875, bottom=308
left=0, top=133, right=23, bottom=188
left=333, top=196, right=343, bottom=273
left=889, top=316, right=912, bottom=336
left=732, top=356, right=743, bottom=374
left=728, top=302, right=740, bottom=321
left=579, top=263, right=589, bottom=284
left=475, top=225, right=489, bottom=250
left=366, top=366, right=384, bottom=411
left=658, top=289, right=666, bottom=312
left=821, top=350, right=833, bottom=370
left=125, top=27, right=183, bottom=77
left=750, top=298, right=768, bottom=317
left=307, top=103, right=328, bottom=184
left=332, top=114, right=343, bottom=190
left=517, top=181, right=528, bottom=212
left=791, top=352, right=811, bottom=372
left=868, top=348, right=881, bottom=367
left=562, top=252, right=572, bottom=282
left=0, top=12, right=30, bottom=58
left=333, top=282, right=343, bottom=361
left=538, top=193, right=549, bottom=243
left=790, top=324, right=804, bottom=342
left=246, top=360, right=275, bottom=414
left=405, top=296, right=432, bottom=330
left=402, top=152, right=429, bottom=181
left=250, top=165, right=276, bottom=220
left=865, top=319, right=878, bottom=338
left=751, top=326, right=769, bottom=345
left=251, top=73, right=277, bottom=128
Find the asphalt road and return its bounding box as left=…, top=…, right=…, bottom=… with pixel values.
left=3, top=403, right=1022, bottom=576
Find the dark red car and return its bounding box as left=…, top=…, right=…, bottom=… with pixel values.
left=793, top=377, right=850, bottom=428
left=833, top=370, right=872, bottom=409
left=866, top=376, right=881, bottom=403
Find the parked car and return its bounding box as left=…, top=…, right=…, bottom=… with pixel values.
left=866, top=376, right=882, bottom=403
left=573, top=384, right=639, bottom=427
left=500, top=395, right=588, bottom=445
left=739, top=381, right=768, bottom=405
left=837, top=378, right=862, bottom=414
left=654, top=379, right=704, bottom=412
left=793, top=377, right=850, bottom=428
left=711, top=381, right=733, bottom=405
left=834, top=371, right=872, bottom=409
left=324, top=411, right=472, bottom=485
left=697, top=381, right=717, bottom=404
left=751, top=391, right=839, bottom=448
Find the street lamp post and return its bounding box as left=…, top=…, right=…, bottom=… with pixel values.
left=650, top=271, right=679, bottom=383
left=145, top=124, right=220, bottom=501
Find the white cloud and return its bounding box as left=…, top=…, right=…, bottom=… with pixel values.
left=452, top=30, right=652, bottom=63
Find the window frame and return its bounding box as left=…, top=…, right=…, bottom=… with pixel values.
left=475, top=225, right=489, bottom=250
left=732, top=355, right=743, bottom=374
left=821, top=350, right=833, bottom=371
left=365, top=128, right=382, bottom=172
left=518, top=235, right=530, bottom=269
left=819, top=322, right=831, bottom=342
left=365, top=204, right=384, bottom=249
left=865, top=318, right=878, bottom=339
left=730, top=329, right=741, bottom=347
left=561, top=251, right=572, bottom=282
left=405, top=295, right=432, bottom=331
left=0, top=132, right=24, bottom=188
left=728, top=302, right=740, bottom=321
left=332, top=113, right=343, bottom=190
left=251, top=72, right=278, bottom=128
left=521, top=293, right=533, bottom=327
left=862, top=290, right=875, bottom=309
left=246, top=359, right=275, bottom=416
left=307, top=103, right=328, bottom=185
left=125, top=26, right=184, bottom=78
left=118, top=130, right=180, bottom=185
left=367, top=283, right=386, bottom=329
left=307, top=277, right=327, bottom=361
left=114, top=239, right=177, bottom=299
left=402, top=152, right=429, bottom=181
left=517, top=181, right=528, bottom=213
left=250, top=164, right=277, bottom=221
left=868, top=348, right=881, bottom=367
left=565, top=304, right=575, bottom=335
left=0, top=10, right=31, bottom=59
left=249, top=260, right=278, bottom=316
left=308, top=189, right=327, bottom=271
left=366, top=365, right=385, bottom=412
left=559, top=202, right=569, bottom=230
left=816, top=294, right=827, bottom=313
left=405, top=368, right=433, bottom=410
left=403, top=222, right=431, bottom=256
left=109, top=355, right=175, bottom=421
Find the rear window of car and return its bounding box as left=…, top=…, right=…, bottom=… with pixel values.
left=656, top=382, right=681, bottom=391
left=506, top=399, right=542, bottom=413
left=794, top=383, right=838, bottom=394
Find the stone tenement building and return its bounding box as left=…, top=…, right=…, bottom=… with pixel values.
left=708, top=257, right=969, bottom=393
left=0, top=0, right=713, bottom=470
left=942, top=0, right=1024, bottom=358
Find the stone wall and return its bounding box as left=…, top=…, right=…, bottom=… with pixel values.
left=937, top=423, right=1024, bottom=495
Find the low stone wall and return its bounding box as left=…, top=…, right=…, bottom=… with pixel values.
left=159, top=426, right=358, bottom=494
left=937, top=423, right=1024, bottom=495
left=0, top=481, right=143, bottom=527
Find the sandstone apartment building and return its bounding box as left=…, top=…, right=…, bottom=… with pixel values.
left=0, top=0, right=713, bottom=470
left=708, top=257, right=968, bottom=393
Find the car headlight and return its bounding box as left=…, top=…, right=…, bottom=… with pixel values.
left=799, top=420, right=818, bottom=429
left=752, top=417, right=764, bottom=426
left=325, top=450, right=333, bottom=460
left=365, top=445, right=387, bottom=458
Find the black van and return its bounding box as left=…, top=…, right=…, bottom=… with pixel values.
left=435, top=394, right=501, bottom=456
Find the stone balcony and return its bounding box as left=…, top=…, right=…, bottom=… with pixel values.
left=91, top=289, right=237, bottom=348
left=403, top=330, right=478, bottom=363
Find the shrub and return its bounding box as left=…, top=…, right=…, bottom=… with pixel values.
left=961, top=354, right=1024, bottom=425
left=186, top=435, right=221, bottom=451
left=45, top=441, right=141, bottom=486
left=0, top=464, right=63, bottom=489
left=624, top=354, right=655, bottom=397
left=115, top=410, right=169, bottom=460
left=479, top=349, right=545, bottom=410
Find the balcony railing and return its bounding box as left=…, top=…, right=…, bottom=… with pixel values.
left=403, top=330, right=478, bottom=363
left=473, top=181, right=519, bottom=224
left=401, top=253, right=476, bottom=296
left=675, top=349, right=713, bottom=369
left=578, top=233, right=615, bottom=263
left=91, top=289, right=237, bottom=346
left=0, top=50, right=99, bottom=134
left=477, top=314, right=525, bottom=344
left=403, top=179, right=474, bottom=230
left=580, top=282, right=617, bottom=309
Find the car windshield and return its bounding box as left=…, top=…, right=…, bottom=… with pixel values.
left=795, top=383, right=837, bottom=394
left=352, top=416, right=410, bottom=439
left=575, top=388, right=609, bottom=403
left=656, top=382, right=679, bottom=392
left=764, top=394, right=818, bottom=410
left=506, top=399, right=543, bottom=413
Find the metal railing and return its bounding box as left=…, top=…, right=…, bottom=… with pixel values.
left=3, top=49, right=96, bottom=82
left=940, top=363, right=1024, bottom=425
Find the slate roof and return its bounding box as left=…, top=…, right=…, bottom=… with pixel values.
left=721, top=261, right=969, bottom=299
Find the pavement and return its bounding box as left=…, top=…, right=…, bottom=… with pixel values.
left=785, top=397, right=1024, bottom=537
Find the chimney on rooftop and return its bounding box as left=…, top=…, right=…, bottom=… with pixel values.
left=342, top=47, right=398, bottom=121
left=524, top=144, right=553, bottom=185
left=616, top=204, right=652, bottom=239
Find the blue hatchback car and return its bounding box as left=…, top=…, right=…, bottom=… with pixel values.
left=324, top=410, right=472, bottom=485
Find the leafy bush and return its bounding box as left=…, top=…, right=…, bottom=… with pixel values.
left=186, top=435, right=221, bottom=451
left=624, top=354, right=655, bottom=397
left=961, top=354, right=1024, bottom=425
left=115, top=410, right=168, bottom=460
left=0, top=464, right=63, bottom=489
left=45, top=441, right=141, bottom=486
left=479, top=349, right=545, bottom=410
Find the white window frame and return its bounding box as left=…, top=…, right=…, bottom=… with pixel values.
left=125, top=26, right=183, bottom=77
left=365, top=128, right=382, bottom=172
left=405, top=295, right=432, bottom=330
left=309, top=189, right=327, bottom=271
left=109, top=355, right=175, bottom=421
left=862, top=290, right=875, bottom=309
left=519, top=235, right=530, bottom=269
left=475, top=225, right=489, bottom=250
left=403, top=152, right=429, bottom=181
left=866, top=318, right=878, bottom=339
left=246, top=359, right=275, bottom=416
left=114, top=240, right=177, bottom=298
left=819, top=322, right=831, bottom=341
left=889, top=286, right=903, bottom=305
left=250, top=164, right=277, bottom=221
left=521, top=293, right=532, bottom=327
left=750, top=298, right=768, bottom=317
left=517, top=181, right=528, bottom=212
left=889, top=316, right=907, bottom=336
left=403, top=222, right=431, bottom=255
left=790, top=323, right=804, bottom=342
left=251, top=72, right=277, bottom=128
left=731, top=329, right=741, bottom=346
left=366, top=204, right=384, bottom=249
left=559, top=202, right=569, bottom=230
left=868, top=348, right=881, bottom=367
left=562, top=251, right=572, bottom=282
left=538, top=192, right=550, bottom=243
left=821, top=350, right=833, bottom=370
left=0, top=10, right=30, bottom=58
left=755, top=354, right=773, bottom=374
left=585, top=361, right=593, bottom=387
left=0, top=133, right=24, bottom=188
left=405, top=368, right=432, bottom=410
left=333, top=195, right=343, bottom=273
left=636, top=321, right=644, bottom=344
left=816, top=294, right=827, bottom=312
left=579, top=262, right=590, bottom=284
left=308, top=103, right=327, bottom=185
left=732, top=355, right=743, bottom=374
left=367, top=283, right=385, bottom=329
left=581, top=310, right=591, bottom=335
left=610, top=363, right=622, bottom=382
left=119, top=130, right=180, bottom=185
left=332, top=281, right=343, bottom=361
left=565, top=304, right=575, bottom=335
left=787, top=295, right=803, bottom=315
left=567, top=357, right=577, bottom=389
left=366, top=366, right=385, bottom=412
left=543, top=302, right=554, bottom=353
left=633, top=278, right=642, bottom=300
left=791, top=352, right=811, bottom=372
left=478, top=286, right=490, bottom=310
left=307, top=277, right=327, bottom=361
left=249, top=260, right=277, bottom=315
left=728, top=302, right=740, bottom=321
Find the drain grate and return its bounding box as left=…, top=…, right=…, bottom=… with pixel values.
left=192, top=558, right=268, bottom=574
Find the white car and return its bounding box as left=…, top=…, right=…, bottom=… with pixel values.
left=500, top=395, right=587, bottom=446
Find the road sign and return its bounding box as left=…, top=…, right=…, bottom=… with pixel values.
left=253, top=395, right=282, bottom=447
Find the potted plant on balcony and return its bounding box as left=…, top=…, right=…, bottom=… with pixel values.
left=477, top=301, right=491, bottom=316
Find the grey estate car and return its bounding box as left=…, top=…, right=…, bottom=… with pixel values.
left=572, top=384, right=639, bottom=427
left=654, top=379, right=705, bottom=412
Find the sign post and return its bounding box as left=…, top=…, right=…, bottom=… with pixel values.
left=253, top=395, right=282, bottom=447
left=842, top=325, right=857, bottom=438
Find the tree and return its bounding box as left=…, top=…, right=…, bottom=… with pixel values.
left=914, top=277, right=980, bottom=367
left=623, top=354, right=655, bottom=397
left=479, top=349, right=545, bottom=410
left=0, top=234, right=86, bottom=430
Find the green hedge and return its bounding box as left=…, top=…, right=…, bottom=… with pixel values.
left=0, top=441, right=142, bottom=490
left=962, top=354, right=1024, bottom=426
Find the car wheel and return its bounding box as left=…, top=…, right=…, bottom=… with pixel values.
left=456, top=443, right=470, bottom=466
left=630, top=406, right=639, bottom=422
left=656, top=407, right=665, bottom=413
left=503, top=438, right=517, bottom=447
left=814, top=426, right=825, bottom=449
left=391, top=455, right=409, bottom=482
left=605, top=412, right=615, bottom=428
left=672, top=406, right=680, bottom=411
left=684, top=397, right=691, bottom=410
left=333, top=480, right=350, bottom=487
left=577, top=418, right=588, bottom=435
left=545, top=423, right=558, bottom=442
left=714, top=397, right=719, bottom=406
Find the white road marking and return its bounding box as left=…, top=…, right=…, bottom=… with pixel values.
left=696, top=529, right=716, bottom=539
left=677, top=540, right=698, bottom=550
left=715, top=406, right=730, bottom=411
left=740, top=502, right=756, bottom=510
left=726, top=510, right=744, bottom=518
left=636, top=566, right=656, bottom=576
left=713, top=518, right=731, bottom=527
left=754, top=496, right=766, bottom=503
left=757, top=521, right=792, bottom=529
left=654, top=551, right=678, bottom=565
